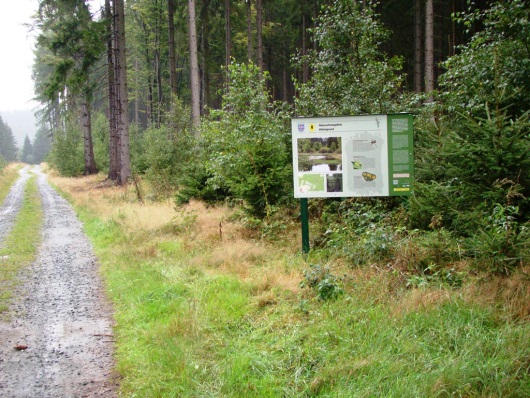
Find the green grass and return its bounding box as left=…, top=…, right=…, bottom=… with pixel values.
left=0, top=164, right=22, bottom=205
left=0, top=175, right=43, bottom=314
left=66, top=203, right=530, bottom=397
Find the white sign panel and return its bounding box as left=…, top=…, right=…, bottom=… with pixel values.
left=292, top=115, right=413, bottom=198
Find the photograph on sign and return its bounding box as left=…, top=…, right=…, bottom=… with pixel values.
left=292, top=115, right=413, bottom=198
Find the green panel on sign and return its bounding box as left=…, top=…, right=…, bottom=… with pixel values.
left=387, top=114, right=414, bottom=196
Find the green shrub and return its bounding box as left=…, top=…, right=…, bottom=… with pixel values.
left=174, top=160, right=230, bottom=206
left=200, top=62, right=292, bottom=219
left=300, top=264, right=343, bottom=301
left=318, top=199, right=403, bottom=266
left=133, top=99, right=196, bottom=200
left=48, top=119, right=84, bottom=177
left=293, top=0, right=405, bottom=116
left=466, top=203, right=530, bottom=274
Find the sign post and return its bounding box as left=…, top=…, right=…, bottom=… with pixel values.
left=291, top=114, right=414, bottom=253
left=300, top=198, right=310, bottom=254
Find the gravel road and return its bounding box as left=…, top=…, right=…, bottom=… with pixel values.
left=0, top=166, right=31, bottom=245
left=0, top=167, right=117, bottom=397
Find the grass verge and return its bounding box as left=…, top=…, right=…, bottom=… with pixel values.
left=0, top=163, right=23, bottom=205
left=0, top=175, right=43, bottom=314
left=50, top=173, right=530, bottom=397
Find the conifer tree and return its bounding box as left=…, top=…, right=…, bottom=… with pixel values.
left=0, top=115, right=18, bottom=162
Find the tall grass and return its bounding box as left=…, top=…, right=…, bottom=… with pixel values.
left=0, top=175, right=43, bottom=314
left=0, top=163, right=23, bottom=205
left=50, top=173, right=530, bottom=397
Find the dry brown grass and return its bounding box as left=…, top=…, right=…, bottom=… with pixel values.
left=48, top=172, right=177, bottom=231
left=47, top=170, right=530, bottom=319
left=48, top=171, right=304, bottom=295
left=461, top=269, right=530, bottom=321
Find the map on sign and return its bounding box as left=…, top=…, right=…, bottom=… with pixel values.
left=292, top=114, right=414, bottom=198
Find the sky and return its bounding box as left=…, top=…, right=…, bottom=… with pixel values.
left=0, top=0, right=39, bottom=112
left=0, top=1, right=105, bottom=113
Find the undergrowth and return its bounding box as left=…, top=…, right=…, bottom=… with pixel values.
left=48, top=173, right=530, bottom=397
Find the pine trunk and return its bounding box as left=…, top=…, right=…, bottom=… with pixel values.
left=414, top=0, right=423, bottom=93
left=200, top=0, right=211, bottom=111
left=81, top=97, right=98, bottom=175
left=168, top=0, right=178, bottom=96
left=246, top=0, right=252, bottom=62
left=225, top=0, right=231, bottom=89
left=115, top=0, right=131, bottom=184
left=256, top=0, right=263, bottom=74
left=188, top=0, right=201, bottom=130
left=302, top=14, right=308, bottom=84
left=424, top=0, right=434, bottom=102
left=105, top=0, right=118, bottom=181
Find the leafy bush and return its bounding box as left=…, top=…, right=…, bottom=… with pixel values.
left=410, top=0, right=530, bottom=244
left=134, top=99, right=196, bottom=200
left=466, top=203, right=530, bottom=274
left=294, top=0, right=405, bottom=116
left=300, top=264, right=343, bottom=301
left=174, top=160, right=231, bottom=206
left=317, top=199, right=403, bottom=266
left=200, top=62, right=292, bottom=219
left=405, top=263, right=464, bottom=289
left=48, top=118, right=84, bottom=177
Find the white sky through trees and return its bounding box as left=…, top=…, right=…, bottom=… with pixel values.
left=0, top=0, right=104, bottom=112
left=0, top=0, right=38, bottom=111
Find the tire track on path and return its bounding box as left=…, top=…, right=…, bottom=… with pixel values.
left=0, top=167, right=117, bottom=397
left=0, top=166, right=31, bottom=246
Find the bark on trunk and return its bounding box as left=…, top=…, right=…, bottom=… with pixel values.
left=302, top=14, right=308, bottom=84
left=168, top=0, right=178, bottom=96
left=200, top=0, right=211, bottom=112
left=246, top=0, right=252, bottom=62
left=256, top=0, right=263, bottom=74
left=424, top=0, right=434, bottom=102
left=188, top=0, right=201, bottom=130
left=105, top=0, right=118, bottom=181
left=225, top=0, right=231, bottom=89
left=81, top=97, right=98, bottom=175
left=115, top=0, right=131, bottom=184
left=414, top=0, right=423, bottom=93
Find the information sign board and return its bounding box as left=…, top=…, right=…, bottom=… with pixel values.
left=292, top=114, right=413, bottom=198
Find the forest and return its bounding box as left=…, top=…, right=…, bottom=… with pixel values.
left=0, top=116, right=18, bottom=169
left=1, top=0, right=528, bottom=395
left=25, top=0, right=529, bottom=275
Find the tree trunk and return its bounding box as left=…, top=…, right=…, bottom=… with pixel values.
left=155, top=46, right=162, bottom=127
left=414, top=0, right=423, bottom=93
left=168, top=0, right=178, bottom=96
left=81, top=96, right=98, bottom=175
left=188, top=0, right=201, bottom=130
left=256, top=0, right=263, bottom=74
left=134, top=57, right=139, bottom=125
left=225, top=0, right=231, bottom=88
left=302, top=14, right=308, bottom=84
left=115, top=0, right=131, bottom=184
left=105, top=0, right=118, bottom=181
left=424, top=0, right=434, bottom=102
left=246, top=0, right=252, bottom=62
left=282, top=66, right=288, bottom=102
left=200, top=0, right=211, bottom=112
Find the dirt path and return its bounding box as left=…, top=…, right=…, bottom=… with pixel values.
left=0, top=167, right=117, bottom=397
left=0, top=166, right=31, bottom=245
